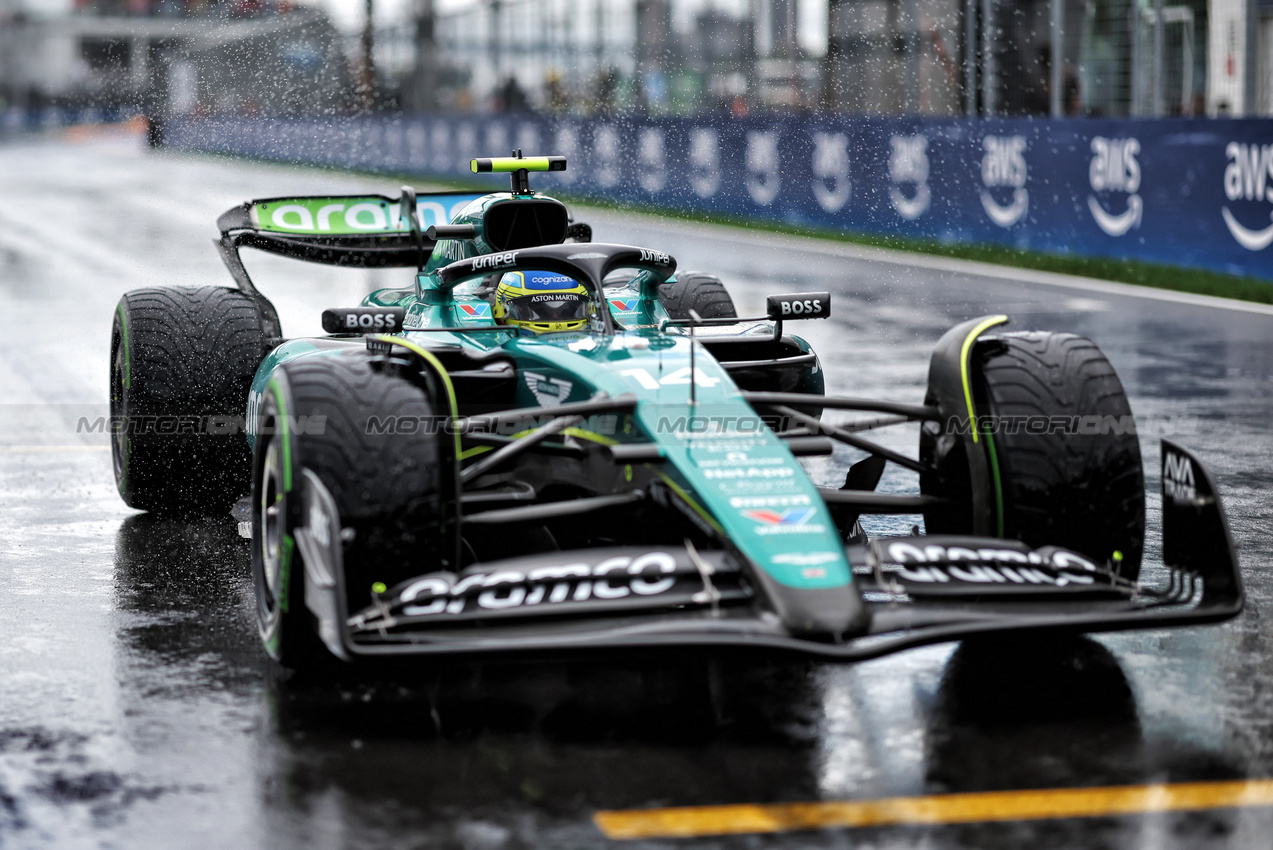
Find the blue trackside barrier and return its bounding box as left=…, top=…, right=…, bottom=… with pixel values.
left=166, top=113, right=1273, bottom=281
left=0, top=106, right=142, bottom=134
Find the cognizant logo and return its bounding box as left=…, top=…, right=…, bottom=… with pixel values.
left=1221, top=142, right=1273, bottom=250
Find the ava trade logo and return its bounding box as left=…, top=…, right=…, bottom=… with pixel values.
left=1221, top=142, right=1273, bottom=250
left=1087, top=136, right=1142, bottom=236
left=608, top=298, right=638, bottom=312
left=743, top=507, right=823, bottom=536
left=458, top=303, right=491, bottom=319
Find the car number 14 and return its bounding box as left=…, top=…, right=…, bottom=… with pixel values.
left=620, top=367, right=720, bottom=389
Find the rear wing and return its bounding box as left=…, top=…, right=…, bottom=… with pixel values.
left=215, top=190, right=485, bottom=295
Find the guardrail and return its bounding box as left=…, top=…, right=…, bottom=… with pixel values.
left=166, top=113, right=1273, bottom=281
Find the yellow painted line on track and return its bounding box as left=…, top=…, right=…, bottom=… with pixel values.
left=593, top=779, right=1273, bottom=840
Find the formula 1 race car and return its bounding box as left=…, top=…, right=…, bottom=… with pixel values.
left=109, top=155, right=1243, bottom=671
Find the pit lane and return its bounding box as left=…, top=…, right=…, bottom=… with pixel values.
left=1, top=132, right=1272, bottom=848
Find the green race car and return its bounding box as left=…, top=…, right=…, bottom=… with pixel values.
left=109, top=155, right=1242, bottom=671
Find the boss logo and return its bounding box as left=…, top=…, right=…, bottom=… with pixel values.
left=321, top=307, right=405, bottom=334
left=767, top=292, right=831, bottom=320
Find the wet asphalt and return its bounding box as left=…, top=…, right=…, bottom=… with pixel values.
left=1, top=132, right=1272, bottom=849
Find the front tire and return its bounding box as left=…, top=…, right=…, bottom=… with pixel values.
left=251, top=354, right=448, bottom=670
left=922, top=332, right=1144, bottom=580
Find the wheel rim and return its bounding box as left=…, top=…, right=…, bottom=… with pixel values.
left=110, top=331, right=128, bottom=487
left=259, top=438, right=285, bottom=619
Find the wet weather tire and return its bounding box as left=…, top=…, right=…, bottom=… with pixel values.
left=110, top=286, right=276, bottom=515
left=922, top=332, right=1144, bottom=580
left=251, top=354, right=447, bottom=671
left=658, top=272, right=737, bottom=320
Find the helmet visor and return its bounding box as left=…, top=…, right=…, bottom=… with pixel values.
left=504, top=291, right=589, bottom=323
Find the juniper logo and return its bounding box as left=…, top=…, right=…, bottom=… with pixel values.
left=689, top=128, right=721, bottom=198
left=1221, top=142, right=1273, bottom=250
left=979, top=135, right=1029, bottom=228
left=745, top=130, right=781, bottom=205
left=1088, top=136, right=1142, bottom=236
left=888, top=134, right=931, bottom=220
left=811, top=132, right=851, bottom=213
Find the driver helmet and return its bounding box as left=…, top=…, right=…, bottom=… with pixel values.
left=494, top=270, right=591, bottom=334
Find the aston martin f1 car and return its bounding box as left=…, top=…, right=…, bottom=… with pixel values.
left=109, top=155, right=1242, bottom=670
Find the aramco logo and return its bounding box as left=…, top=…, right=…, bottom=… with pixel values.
left=979, top=135, right=1029, bottom=228
left=1222, top=142, right=1273, bottom=250
left=889, top=134, right=930, bottom=220
left=1088, top=137, right=1143, bottom=236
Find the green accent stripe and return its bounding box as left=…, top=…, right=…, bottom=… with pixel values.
left=471, top=156, right=558, bottom=173
left=116, top=303, right=131, bottom=389
left=960, top=315, right=1008, bottom=444
left=277, top=535, right=294, bottom=615
left=373, top=336, right=463, bottom=470
left=984, top=429, right=1005, bottom=537
left=561, top=427, right=618, bottom=446
left=267, top=378, right=293, bottom=492
left=660, top=473, right=725, bottom=536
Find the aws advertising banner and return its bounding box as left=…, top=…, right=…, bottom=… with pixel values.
left=169, top=113, right=1273, bottom=281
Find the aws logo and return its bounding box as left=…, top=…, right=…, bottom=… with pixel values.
left=689, top=128, right=720, bottom=198
left=889, top=135, right=930, bottom=220
left=979, top=135, right=1029, bottom=228
left=811, top=132, right=851, bottom=213
left=745, top=130, right=781, bottom=205
left=638, top=127, right=667, bottom=193
left=1088, top=137, right=1142, bottom=236
left=1222, top=142, right=1273, bottom=250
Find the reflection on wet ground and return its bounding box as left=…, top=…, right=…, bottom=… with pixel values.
left=0, top=137, right=1271, bottom=847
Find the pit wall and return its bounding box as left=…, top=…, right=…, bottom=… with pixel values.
left=165, top=114, right=1273, bottom=281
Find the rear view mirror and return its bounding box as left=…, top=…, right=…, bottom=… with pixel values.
left=767, top=292, right=831, bottom=320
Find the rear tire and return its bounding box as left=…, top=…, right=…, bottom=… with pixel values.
left=111, top=286, right=275, bottom=515
left=252, top=354, right=448, bottom=670
left=658, top=272, right=737, bottom=320
left=922, top=332, right=1144, bottom=580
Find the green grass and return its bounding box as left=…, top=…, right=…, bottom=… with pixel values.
left=175, top=149, right=1273, bottom=305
